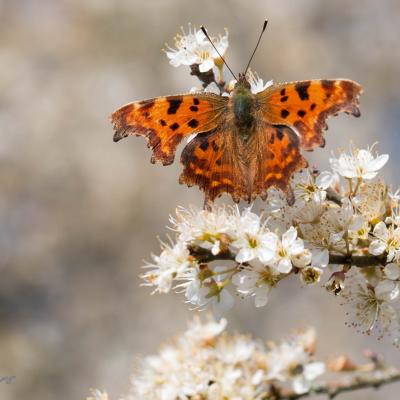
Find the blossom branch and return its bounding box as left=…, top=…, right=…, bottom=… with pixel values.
left=278, top=369, right=400, bottom=400
left=88, top=317, right=400, bottom=400
left=189, top=245, right=385, bottom=268
left=190, top=63, right=218, bottom=88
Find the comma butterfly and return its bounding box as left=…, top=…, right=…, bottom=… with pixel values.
left=111, top=22, right=362, bottom=205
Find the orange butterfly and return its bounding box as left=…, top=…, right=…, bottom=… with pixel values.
left=111, top=24, right=362, bottom=205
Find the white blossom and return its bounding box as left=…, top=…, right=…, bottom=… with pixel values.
left=294, top=170, right=333, bottom=203
left=272, top=226, right=305, bottom=273
left=232, top=266, right=279, bottom=307
left=230, top=208, right=278, bottom=264
left=342, top=272, right=400, bottom=340
left=330, top=145, right=388, bottom=180
left=183, top=266, right=235, bottom=314
left=246, top=69, right=273, bottom=94
left=107, top=318, right=328, bottom=399
left=87, top=390, right=109, bottom=400
left=369, top=221, right=400, bottom=262
left=171, top=206, right=232, bottom=255
left=265, top=328, right=325, bottom=394
left=164, top=24, right=228, bottom=72
left=141, top=241, right=193, bottom=293
left=384, top=263, right=400, bottom=280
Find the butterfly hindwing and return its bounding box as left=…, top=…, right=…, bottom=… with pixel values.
left=257, top=79, right=362, bottom=150
left=179, top=127, right=248, bottom=202
left=250, top=124, right=308, bottom=205
left=111, top=93, right=227, bottom=165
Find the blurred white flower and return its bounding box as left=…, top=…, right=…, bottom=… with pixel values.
left=342, top=273, right=400, bottom=339
left=310, top=247, right=330, bottom=269
left=353, top=181, right=387, bottom=223
left=184, top=315, right=227, bottom=344
left=384, top=263, right=400, bottom=280
left=113, top=318, right=328, bottom=399
left=232, top=266, right=279, bottom=307
left=171, top=206, right=232, bottom=255
left=246, top=69, right=273, bottom=94
left=369, top=221, right=400, bottom=262
left=294, top=170, right=333, bottom=203
left=183, top=266, right=235, bottom=315
left=330, top=146, right=388, bottom=180
left=292, top=248, right=312, bottom=269
left=204, top=81, right=222, bottom=94
left=87, top=390, right=109, bottom=400
left=164, top=24, right=228, bottom=72
left=266, top=328, right=325, bottom=394
left=375, top=279, right=400, bottom=303
left=142, top=241, right=193, bottom=293
left=292, top=362, right=326, bottom=394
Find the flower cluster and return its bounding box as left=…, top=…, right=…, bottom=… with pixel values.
left=141, top=25, right=400, bottom=348
left=141, top=141, right=400, bottom=345
left=164, top=24, right=229, bottom=73
left=164, top=23, right=271, bottom=96
left=143, top=205, right=314, bottom=311
left=87, top=317, right=400, bottom=400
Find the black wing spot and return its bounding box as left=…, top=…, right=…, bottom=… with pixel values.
left=193, top=98, right=200, bottom=105
left=190, top=105, right=199, bottom=112
left=310, top=103, right=316, bottom=111
left=280, top=96, right=288, bottom=102
left=280, top=109, right=290, bottom=118
left=295, top=82, right=310, bottom=100
left=200, top=141, right=209, bottom=151
left=188, top=119, right=199, bottom=128
left=167, top=98, right=183, bottom=114
left=211, top=141, right=219, bottom=151
left=170, top=122, right=180, bottom=131
left=280, top=88, right=286, bottom=96
left=297, top=110, right=306, bottom=117
left=159, top=119, right=167, bottom=126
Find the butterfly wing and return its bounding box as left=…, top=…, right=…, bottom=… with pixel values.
left=179, top=125, right=249, bottom=203
left=256, top=79, right=362, bottom=150
left=111, top=93, right=228, bottom=165
left=248, top=123, right=308, bottom=205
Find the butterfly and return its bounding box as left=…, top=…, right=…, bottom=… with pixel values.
left=111, top=25, right=362, bottom=206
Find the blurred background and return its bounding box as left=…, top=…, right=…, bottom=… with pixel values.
left=1, top=0, right=400, bottom=399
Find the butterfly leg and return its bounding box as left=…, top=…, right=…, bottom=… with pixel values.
left=203, top=195, right=213, bottom=211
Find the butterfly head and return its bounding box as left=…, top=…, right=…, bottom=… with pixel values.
left=236, top=73, right=251, bottom=90
left=201, top=20, right=268, bottom=85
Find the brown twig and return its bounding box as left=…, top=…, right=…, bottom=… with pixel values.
left=189, top=246, right=386, bottom=268
left=275, top=369, right=400, bottom=399
left=190, top=64, right=217, bottom=88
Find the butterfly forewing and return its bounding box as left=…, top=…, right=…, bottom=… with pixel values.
left=111, top=93, right=228, bottom=165
left=257, top=79, right=362, bottom=150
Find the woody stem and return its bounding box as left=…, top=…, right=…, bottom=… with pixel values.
left=272, top=368, right=400, bottom=400
left=189, top=246, right=385, bottom=268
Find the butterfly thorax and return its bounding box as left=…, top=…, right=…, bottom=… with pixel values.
left=232, top=77, right=256, bottom=141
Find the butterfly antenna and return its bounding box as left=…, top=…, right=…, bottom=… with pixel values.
left=244, top=20, right=268, bottom=76
left=200, top=26, right=237, bottom=80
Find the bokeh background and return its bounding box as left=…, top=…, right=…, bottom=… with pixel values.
left=1, top=0, right=400, bottom=399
